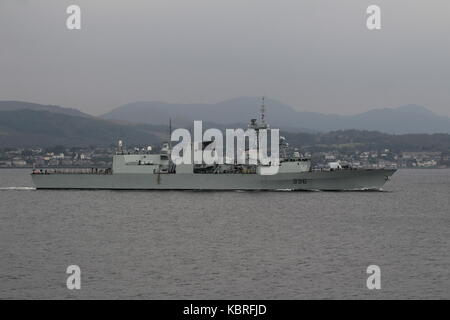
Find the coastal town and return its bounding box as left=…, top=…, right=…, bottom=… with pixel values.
left=1, top=146, right=448, bottom=169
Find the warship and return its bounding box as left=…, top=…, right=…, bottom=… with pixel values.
left=31, top=102, right=396, bottom=191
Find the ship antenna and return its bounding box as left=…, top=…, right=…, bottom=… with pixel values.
left=168, top=118, right=172, bottom=150
left=261, top=96, right=266, bottom=125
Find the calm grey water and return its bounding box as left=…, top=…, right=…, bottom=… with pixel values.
left=0, top=169, right=449, bottom=299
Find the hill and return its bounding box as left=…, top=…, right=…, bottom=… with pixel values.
left=1, top=100, right=449, bottom=151
left=101, top=97, right=450, bottom=134
left=0, top=101, right=91, bottom=118
left=0, top=109, right=161, bottom=148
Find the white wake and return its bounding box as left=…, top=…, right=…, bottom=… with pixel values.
left=0, top=187, right=36, bottom=191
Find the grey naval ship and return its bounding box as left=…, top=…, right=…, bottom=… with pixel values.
left=31, top=107, right=396, bottom=191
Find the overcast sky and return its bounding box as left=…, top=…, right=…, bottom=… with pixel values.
left=1, top=0, right=449, bottom=116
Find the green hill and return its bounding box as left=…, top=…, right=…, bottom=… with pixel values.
left=0, top=109, right=162, bottom=147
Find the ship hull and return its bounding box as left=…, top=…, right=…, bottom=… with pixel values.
left=31, top=169, right=396, bottom=191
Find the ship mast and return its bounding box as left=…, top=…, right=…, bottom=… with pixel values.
left=168, top=117, right=174, bottom=173
left=168, top=118, right=172, bottom=151
left=247, top=97, right=270, bottom=165
left=260, top=96, right=266, bottom=127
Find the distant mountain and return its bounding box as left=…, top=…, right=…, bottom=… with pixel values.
left=0, top=109, right=161, bottom=148
left=101, top=97, right=450, bottom=134
left=0, top=101, right=91, bottom=118
left=101, top=97, right=308, bottom=130
left=337, top=104, right=450, bottom=134
left=1, top=101, right=449, bottom=151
